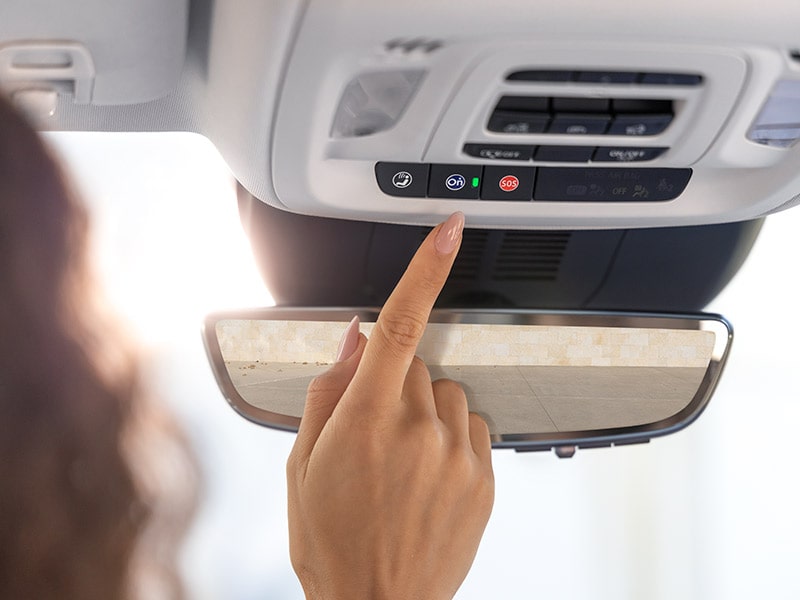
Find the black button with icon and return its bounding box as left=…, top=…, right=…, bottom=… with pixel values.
left=374, top=162, right=429, bottom=197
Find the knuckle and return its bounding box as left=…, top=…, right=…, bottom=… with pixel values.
left=468, top=411, right=490, bottom=433
left=305, top=372, right=339, bottom=399
left=350, top=421, right=395, bottom=464
left=447, top=447, right=474, bottom=477
left=410, top=354, right=426, bottom=369
left=407, top=414, right=444, bottom=451
left=412, top=260, right=447, bottom=295
left=434, top=378, right=466, bottom=400
left=376, top=310, right=428, bottom=354
left=407, top=355, right=431, bottom=379
left=449, top=448, right=494, bottom=504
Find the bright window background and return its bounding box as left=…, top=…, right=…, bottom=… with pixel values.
left=46, top=132, right=800, bottom=600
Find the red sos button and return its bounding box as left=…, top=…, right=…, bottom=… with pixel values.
left=498, top=175, right=520, bottom=192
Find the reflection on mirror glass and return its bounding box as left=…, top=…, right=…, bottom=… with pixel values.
left=215, top=319, right=717, bottom=435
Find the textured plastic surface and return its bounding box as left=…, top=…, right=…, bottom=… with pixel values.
left=0, top=0, right=188, bottom=104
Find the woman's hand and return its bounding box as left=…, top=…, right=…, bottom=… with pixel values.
left=287, top=212, right=494, bottom=600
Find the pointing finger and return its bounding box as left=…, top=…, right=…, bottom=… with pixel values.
left=347, top=212, right=464, bottom=409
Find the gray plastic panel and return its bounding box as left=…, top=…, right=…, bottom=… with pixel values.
left=0, top=0, right=189, bottom=104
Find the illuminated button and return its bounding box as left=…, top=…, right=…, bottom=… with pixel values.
left=428, top=164, right=482, bottom=199
left=481, top=166, right=536, bottom=201
left=375, top=162, right=429, bottom=197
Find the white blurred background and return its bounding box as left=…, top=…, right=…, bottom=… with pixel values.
left=46, top=132, right=800, bottom=600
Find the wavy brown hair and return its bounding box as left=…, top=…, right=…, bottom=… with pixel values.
left=0, top=94, right=197, bottom=598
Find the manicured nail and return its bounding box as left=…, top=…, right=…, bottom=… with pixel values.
left=336, top=316, right=360, bottom=362
left=434, top=212, right=465, bottom=255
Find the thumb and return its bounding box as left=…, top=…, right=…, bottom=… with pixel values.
left=292, top=317, right=365, bottom=463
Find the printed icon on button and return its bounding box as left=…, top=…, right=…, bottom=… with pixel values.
left=446, top=174, right=466, bottom=191
left=566, top=185, right=588, bottom=196
left=391, top=171, right=413, bottom=189
left=498, top=175, right=520, bottom=192
left=625, top=124, right=647, bottom=136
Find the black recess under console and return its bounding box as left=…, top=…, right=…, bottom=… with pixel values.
left=375, top=162, right=692, bottom=202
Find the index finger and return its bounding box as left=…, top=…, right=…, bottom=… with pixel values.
left=349, top=212, right=464, bottom=404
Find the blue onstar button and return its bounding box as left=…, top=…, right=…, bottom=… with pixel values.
left=445, top=174, right=466, bottom=191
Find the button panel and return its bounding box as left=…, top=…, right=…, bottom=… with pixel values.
left=488, top=95, right=674, bottom=137
left=375, top=162, right=691, bottom=202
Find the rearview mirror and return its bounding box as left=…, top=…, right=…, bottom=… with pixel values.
left=202, top=309, right=731, bottom=456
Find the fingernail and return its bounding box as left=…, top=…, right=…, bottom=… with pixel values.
left=434, top=212, right=465, bottom=255
left=336, top=316, right=360, bottom=362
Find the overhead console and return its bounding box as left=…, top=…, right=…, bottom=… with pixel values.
left=265, top=0, right=800, bottom=229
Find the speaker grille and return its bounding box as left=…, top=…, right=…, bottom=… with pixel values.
left=450, top=229, right=490, bottom=280
left=423, top=229, right=571, bottom=282
left=492, top=231, right=571, bottom=281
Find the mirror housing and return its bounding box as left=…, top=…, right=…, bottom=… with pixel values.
left=202, top=308, right=732, bottom=457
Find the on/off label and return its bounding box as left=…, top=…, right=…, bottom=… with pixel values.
left=499, top=175, right=520, bottom=192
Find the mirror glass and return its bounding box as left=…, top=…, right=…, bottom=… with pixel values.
left=203, top=309, right=731, bottom=451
